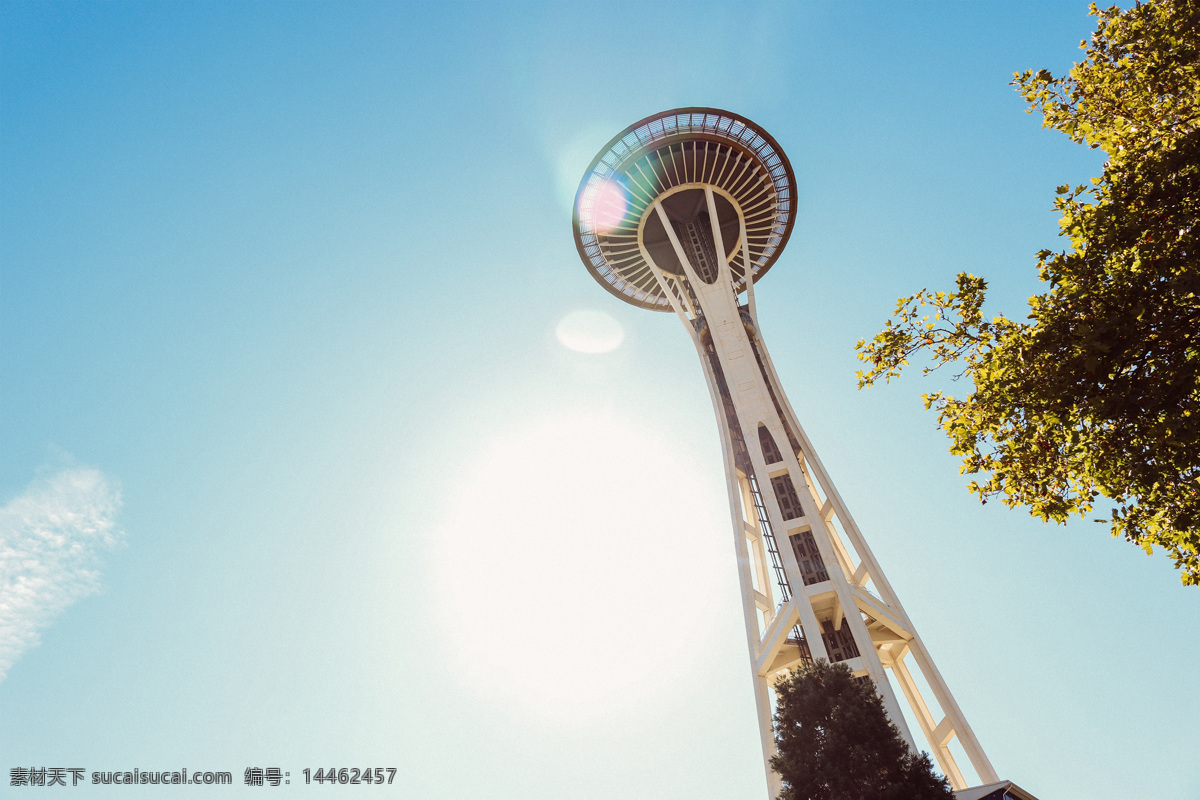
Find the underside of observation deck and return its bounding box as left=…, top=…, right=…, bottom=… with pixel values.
left=573, top=108, right=796, bottom=311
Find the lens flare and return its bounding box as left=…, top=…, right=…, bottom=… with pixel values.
left=589, top=180, right=629, bottom=234
left=555, top=309, right=624, bottom=354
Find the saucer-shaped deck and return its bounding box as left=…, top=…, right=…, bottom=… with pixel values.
left=573, top=107, right=796, bottom=311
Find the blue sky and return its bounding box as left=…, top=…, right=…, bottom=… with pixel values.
left=2, top=2, right=1196, bottom=798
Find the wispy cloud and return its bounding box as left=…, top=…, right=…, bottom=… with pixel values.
left=0, top=467, right=123, bottom=681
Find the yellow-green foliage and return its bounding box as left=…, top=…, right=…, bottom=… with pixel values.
left=857, top=0, right=1200, bottom=585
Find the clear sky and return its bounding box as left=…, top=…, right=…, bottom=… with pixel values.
left=1, top=2, right=1196, bottom=798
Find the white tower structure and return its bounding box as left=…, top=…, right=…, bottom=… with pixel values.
left=572, top=108, right=1001, bottom=797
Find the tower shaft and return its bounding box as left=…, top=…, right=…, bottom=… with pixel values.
left=639, top=188, right=998, bottom=795
left=573, top=108, right=1003, bottom=798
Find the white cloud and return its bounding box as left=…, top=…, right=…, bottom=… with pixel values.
left=0, top=467, right=123, bottom=681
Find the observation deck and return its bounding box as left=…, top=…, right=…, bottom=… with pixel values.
left=572, top=107, right=797, bottom=311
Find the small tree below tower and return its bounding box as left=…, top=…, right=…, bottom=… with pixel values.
left=771, top=660, right=954, bottom=800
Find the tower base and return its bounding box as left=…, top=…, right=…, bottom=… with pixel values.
left=954, top=780, right=1041, bottom=800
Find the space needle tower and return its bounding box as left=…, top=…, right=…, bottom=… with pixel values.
left=572, top=108, right=1000, bottom=797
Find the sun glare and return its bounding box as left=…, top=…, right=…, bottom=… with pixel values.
left=427, top=411, right=725, bottom=725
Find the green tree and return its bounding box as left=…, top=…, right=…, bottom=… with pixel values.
left=770, top=660, right=953, bottom=800
left=856, top=0, right=1200, bottom=585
